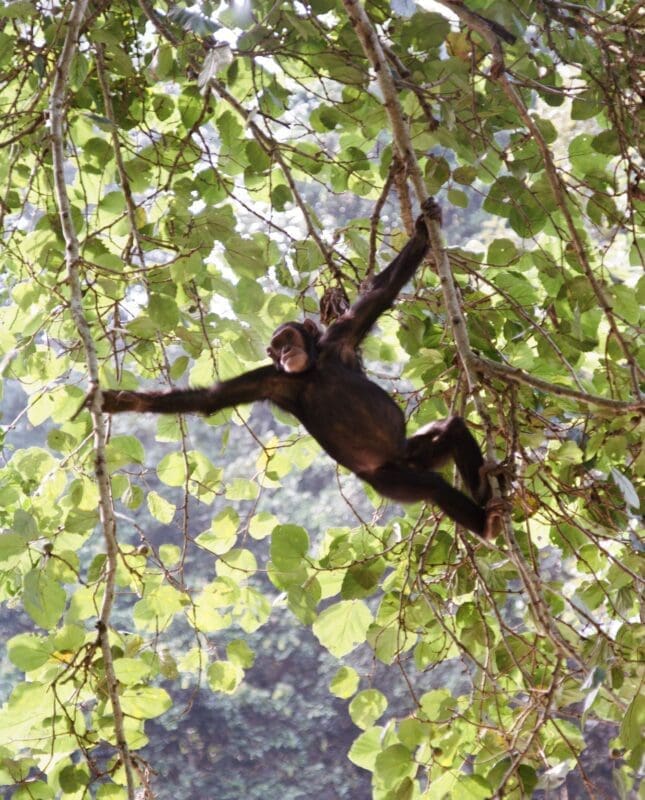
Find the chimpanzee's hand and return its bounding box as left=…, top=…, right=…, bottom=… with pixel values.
left=415, top=198, right=442, bottom=235
left=482, top=497, right=511, bottom=540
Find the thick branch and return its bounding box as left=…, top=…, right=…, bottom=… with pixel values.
left=476, top=356, right=644, bottom=413
left=341, top=0, right=494, bottom=455
left=338, top=1, right=623, bottom=664
left=50, top=4, right=135, bottom=797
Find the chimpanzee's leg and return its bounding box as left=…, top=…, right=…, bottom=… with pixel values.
left=404, top=416, right=490, bottom=504
left=361, top=465, right=487, bottom=537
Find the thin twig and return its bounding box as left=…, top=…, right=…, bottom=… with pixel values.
left=94, top=42, right=145, bottom=266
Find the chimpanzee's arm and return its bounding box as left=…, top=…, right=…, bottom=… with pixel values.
left=322, top=199, right=439, bottom=349
left=101, top=365, right=279, bottom=415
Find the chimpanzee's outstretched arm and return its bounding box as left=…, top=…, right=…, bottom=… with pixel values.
left=322, top=199, right=440, bottom=349
left=101, top=365, right=280, bottom=415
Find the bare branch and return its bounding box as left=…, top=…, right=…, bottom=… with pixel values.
left=476, top=355, right=645, bottom=413
left=49, top=4, right=136, bottom=797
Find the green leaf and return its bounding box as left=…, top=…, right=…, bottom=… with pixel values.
left=226, top=639, right=255, bottom=668
left=23, top=569, right=66, bottom=630
left=224, top=477, right=258, bottom=501
left=99, top=191, right=125, bottom=214
left=1, top=2, right=36, bottom=18
left=447, top=188, right=468, bottom=208
left=153, top=94, right=174, bottom=121
left=487, top=238, right=518, bottom=267
left=349, top=689, right=387, bottom=729
left=620, top=694, right=644, bottom=750
left=106, top=435, right=145, bottom=467
left=148, top=294, right=179, bottom=329
left=231, top=276, right=265, bottom=314
left=420, top=689, right=453, bottom=722
left=452, top=165, right=477, bottom=185
left=216, top=548, right=257, bottom=580
left=7, top=633, right=51, bottom=671
left=271, top=184, right=293, bottom=211
left=286, top=582, right=320, bottom=623
left=374, top=744, right=415, bottom=784
left=270, top=524, right=309, bottom=570
left=113, top=658, right=151, bottom=685
left=133, top=585, right=186, bottom=631
left=455, top=775, right=493, bottom=799
left=207, top=660, right=244, bottom=694
left=120, top=687, right=172, bottom=719
left=52, top=623, right=85, bottom=652
left=245, top=140, right=270, bottom=172
left=248, top=512, right=279, bottom=540
left=159, top=544, right=181, bottom=567
left=0, top=533, right=27, bottom=562
left=494, top=271, right=538, bottom=305
left=312, top=600, right=373, bottom=657
left=157, top=452, right=187, bottom=486
left=195, top=508, right=239, bottom=555
left=348, top=727, right=384, bottom=771
left=13, top=780, right=53, bottom=799
left=329, top=666, right=360, bottom=699
left=217, top=110, right=244, bottom=148
left=591, top=129, right=620, bottom=155
left=341, top=559, right=384, bottom=599
left=146, top=491, right=176, bottom=524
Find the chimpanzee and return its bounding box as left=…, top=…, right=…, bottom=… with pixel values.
left=100, top=199, right=499, bottom=537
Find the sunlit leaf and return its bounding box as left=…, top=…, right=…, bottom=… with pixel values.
left=349, top=689, right=387, bottom=729
left=329, top=666, right=360, bottom=699
left=312, top=600, right=373, bottom=657
left=7, top=633, right=51, bottom=671
left=207, top=660, right=244, bottom=694
left=22, top=570, right=66, bottom=630
left=120, top=687, right=172, bottom=719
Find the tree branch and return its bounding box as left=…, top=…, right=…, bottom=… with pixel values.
left=340, top=0, right=496, bottom=458
left=50, top=4, right=136, bottom=797
left=339, top=1, right=628, bottom=667
left=436, top=0, right=643, bottom=399
left=94, top=42, right=145, bottom=266
left=476, top=355, right=644, bottom=412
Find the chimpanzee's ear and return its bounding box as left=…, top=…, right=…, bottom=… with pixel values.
left=302, top=318, right=322, bottom=342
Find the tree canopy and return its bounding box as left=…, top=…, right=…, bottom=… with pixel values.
left=0, top=1, right=642, bottom=798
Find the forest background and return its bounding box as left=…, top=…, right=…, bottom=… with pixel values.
left=0, top=0, right=642, bottom=798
